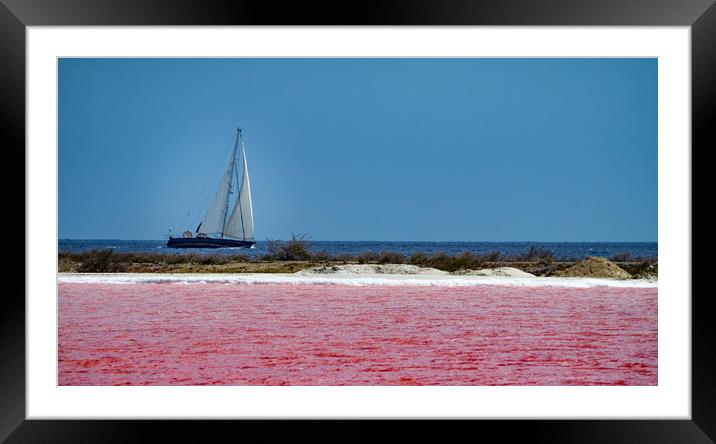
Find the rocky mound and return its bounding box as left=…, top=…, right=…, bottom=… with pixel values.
left=556, top=256, right=632, bottom=279
left=452, top=267, right=535, bottom=277
left=295, top=264, right=448, bottom=276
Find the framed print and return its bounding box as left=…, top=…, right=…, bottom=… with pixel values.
left=6, top=0, right=714, bottom=441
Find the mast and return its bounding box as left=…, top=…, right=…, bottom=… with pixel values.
left=220, top=128, right=242, bottom=237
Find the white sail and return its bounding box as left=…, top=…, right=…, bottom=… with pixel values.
left=197, top=138, right=237, bottom=235
left=224, top=141, right=254, bottom=240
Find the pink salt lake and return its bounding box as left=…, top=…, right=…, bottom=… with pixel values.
left=58, top=282, right=657, bottom=386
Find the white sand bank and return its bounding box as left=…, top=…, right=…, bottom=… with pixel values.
left=58, top=269, right=657, bottom=288
left=295, top=264, right=447, bottom=276
left=452, top=267, right=536, bottom=277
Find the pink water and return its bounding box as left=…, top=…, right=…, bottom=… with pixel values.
left=58, top=283, right=657, bottom=385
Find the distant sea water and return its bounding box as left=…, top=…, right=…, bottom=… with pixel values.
left=59, top=239, right=657, bottom=260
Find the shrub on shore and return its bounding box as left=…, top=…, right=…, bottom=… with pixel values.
left=424, top=251, right=500, bottom=272
left=622, top=259, right=658, bottom=279
left=355, top=252, right=378, bottom=264
left=311, top=251, right=331, bottom=263
left=514, top=246, right=555, bottom=264
left=610, top=252, right=632, bottom=262
left=609, top=252, right=653, bottom=263
left=60, top=246, right=657, bottom=277
left=61, top=250, right=247, bottom=269
left=263, top=233, right=312, bottom=261
left=377, top=251, right=406, bottom=264
left=76, top=249, right=128, bottom=273
left=408, top=252, right=429, bottom=267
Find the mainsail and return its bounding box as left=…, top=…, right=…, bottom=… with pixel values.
left=197, top=135, right=238, bottom=235
left=197, top=128, right=254, bottom=240
left=224, top=135, right=254, bottom=240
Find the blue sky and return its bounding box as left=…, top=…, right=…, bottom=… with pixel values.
left=59, top=58, right=657, bottom=241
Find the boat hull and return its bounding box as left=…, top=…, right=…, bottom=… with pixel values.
left=167, top=237, right=256, bottom=249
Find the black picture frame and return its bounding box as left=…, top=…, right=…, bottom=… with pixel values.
left=5, top=0, right=713, bottom=441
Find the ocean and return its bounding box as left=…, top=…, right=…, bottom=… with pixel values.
left=59, top=239, right=657, bottom=260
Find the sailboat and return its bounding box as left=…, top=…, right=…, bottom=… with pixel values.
left=167, top=128, right=256, bottom=249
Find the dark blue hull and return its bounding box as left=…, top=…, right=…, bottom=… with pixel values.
left=166, top=237, right=255, bottom=249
